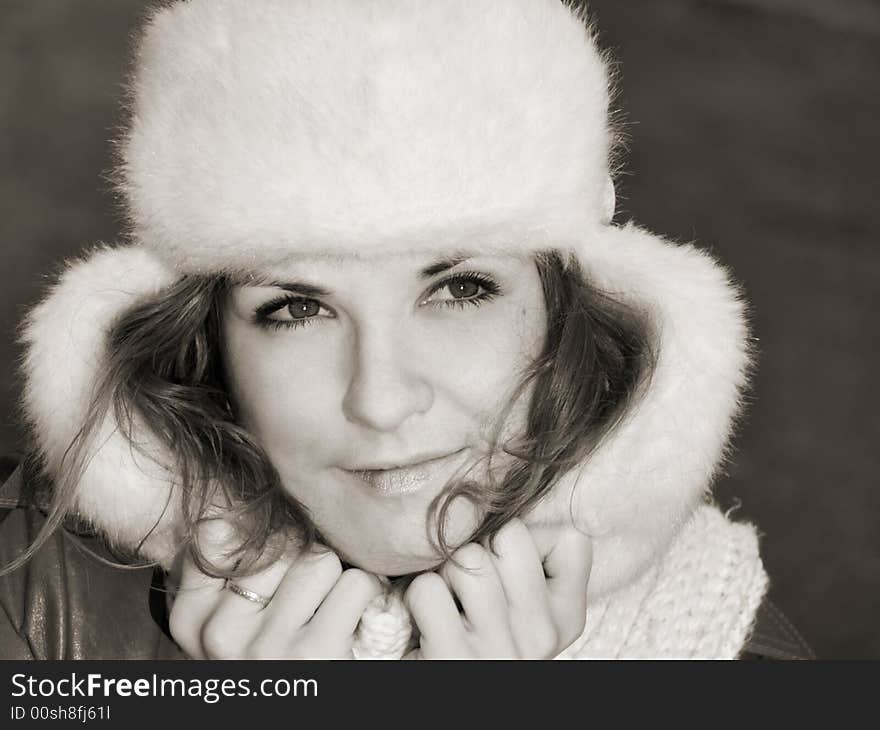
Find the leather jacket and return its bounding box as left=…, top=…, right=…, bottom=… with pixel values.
left=0, top=459, right=814, bottom=660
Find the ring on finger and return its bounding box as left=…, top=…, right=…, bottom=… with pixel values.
left=224, top=580, right=272, bottom=609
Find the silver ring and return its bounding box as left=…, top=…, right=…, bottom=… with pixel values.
left=225, top=580, right=272, bottom=608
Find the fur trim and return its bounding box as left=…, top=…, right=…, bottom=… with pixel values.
left=528, top=223, right=751, bottom=599
left=20, top=246, right=182, bottom=563
left=120, top=0, right=613, bottom=273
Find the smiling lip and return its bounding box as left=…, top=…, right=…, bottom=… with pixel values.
left=344, top=450, right=467, bottom=496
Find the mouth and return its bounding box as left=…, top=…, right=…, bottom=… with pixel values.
left=342, top=449, right=468, bottom=496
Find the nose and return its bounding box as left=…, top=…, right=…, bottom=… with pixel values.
left=341, top=321, right=434, bottom=432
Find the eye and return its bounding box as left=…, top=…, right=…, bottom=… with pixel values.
left=421, top=272, right=501, bottom=309
left=254, top=295, right=335, bottom=330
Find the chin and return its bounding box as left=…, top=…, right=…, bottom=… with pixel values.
left=321, top=520, right=474, bottom=578
left=342, top=551, right=443, bottom=579
left=292, top=469, right=484, bottom=577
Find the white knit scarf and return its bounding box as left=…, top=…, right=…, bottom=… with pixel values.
left=351, top=504, right=768, bottom=659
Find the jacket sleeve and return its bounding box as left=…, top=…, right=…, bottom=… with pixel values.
left=0, top=462, right=185, bottom=660
left=0, top=573, right=35, bottom=659
left=0, top=464, right=37, bottom=659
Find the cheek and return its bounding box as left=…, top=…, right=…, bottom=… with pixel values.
left=438, top=300, right=546, bottom=428
left=222, top=324, right=343, bottom=463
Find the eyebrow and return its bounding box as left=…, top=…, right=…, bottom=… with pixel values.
left=418, top=254, right=471, bottom=279
left=259, top=280, right=332, bottom=297
left=250, top=254, right=473, bottom=296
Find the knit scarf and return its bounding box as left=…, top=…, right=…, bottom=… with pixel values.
left=351, top=504, right=768, bottom=659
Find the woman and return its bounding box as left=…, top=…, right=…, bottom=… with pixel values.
left=0, top=0, right=812, bottom=659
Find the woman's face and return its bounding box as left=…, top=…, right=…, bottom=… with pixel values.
left=222, top=251, right=546, bottom=576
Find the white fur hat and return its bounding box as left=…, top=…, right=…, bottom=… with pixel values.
left=121, top=0, right=614, bottom=273
left=21, top=0, right=750, bottom=600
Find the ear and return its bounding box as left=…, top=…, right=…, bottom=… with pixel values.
left=20, top=245, right=184, bottom=567
left=528, top=222, right=752, bottom=600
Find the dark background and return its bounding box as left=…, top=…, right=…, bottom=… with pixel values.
left=1, top=0, right=877, bottom=658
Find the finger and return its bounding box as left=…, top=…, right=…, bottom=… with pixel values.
left=308, top=569, right=385, bottom=636
left=404, top=572, right=466, bottom=649
left=168, top=519, right=242, bottom=658
left=487, top=519, right=550, bottom=612
left=487, top=520, right=556, bottom=656
left=538, top=526, right=592, bottom=647
left=525, top=523, right=561, bottom=566
left=210, top=547, right=344, bottom=659
left=207, top=552, right=296, bottom=626
left=259, top=548, right=344, bottom=635
left=168, top=554, right=215, bottom=659
left=541, top=526, right=592, bottom=595
left=176, top=518, right=240, bottom=593
left=439, top=544, right=508, bottom=634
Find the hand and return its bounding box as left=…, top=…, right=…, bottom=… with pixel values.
left=167, top=520, right=384, bottom=659
left=403, top=519, right=591, bottom=658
